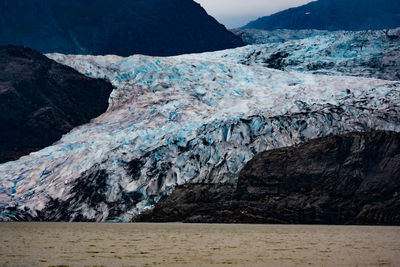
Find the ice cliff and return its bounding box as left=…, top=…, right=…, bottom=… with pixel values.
left=0, top=30, right=399, bottom=222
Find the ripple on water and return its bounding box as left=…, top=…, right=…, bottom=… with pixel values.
left=0, top=223, right=399, bottom=267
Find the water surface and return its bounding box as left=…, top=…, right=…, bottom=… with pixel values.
left=1, top=223, right=399, bottom=266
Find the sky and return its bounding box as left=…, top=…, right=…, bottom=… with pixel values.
left=194, top=0, right=315, bottom=28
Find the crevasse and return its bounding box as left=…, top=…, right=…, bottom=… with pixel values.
left=0, top=32, right=399, bottom=221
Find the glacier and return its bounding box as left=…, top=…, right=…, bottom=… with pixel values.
left=1, top=29, right=400, bottom=222
left=231, top=28, right=400, bottom=81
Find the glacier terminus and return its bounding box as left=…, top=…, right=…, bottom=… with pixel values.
left=0, top=29, right=399, bottom=222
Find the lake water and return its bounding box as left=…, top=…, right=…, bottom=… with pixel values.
left=1, top=223, right=399, bottom=266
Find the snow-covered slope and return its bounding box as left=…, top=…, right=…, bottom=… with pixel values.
left=1, top=44, right=400, bottom=222
left=230, top=28, right=400, bottom=81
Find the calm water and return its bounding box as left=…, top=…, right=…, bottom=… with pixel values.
left=0, top=223, right=399, bottom=267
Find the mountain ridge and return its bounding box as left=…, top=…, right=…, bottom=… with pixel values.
left=0, top=0, right=244, bottom=56
left=243, top=0, right=400, bottom=31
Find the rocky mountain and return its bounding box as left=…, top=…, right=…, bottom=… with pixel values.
left=0, top=45, right=113, bottom=164
left=0, top=0, right=243, bottom=57
left=243, top=0, right=400, bottom=31
left=136, top=131, right=400, bottom=225
left=0, top=40, right=399, bottom=221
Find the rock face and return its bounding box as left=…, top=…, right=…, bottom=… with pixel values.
left=0, top=45, right=113, bottom=163
left=243, top=0, right=400, bottom=31
left=0, top=0, right=243, bottom=57
left=136, top=131, right=400, bottom=225
left=135, top=183, right=235, bottom=223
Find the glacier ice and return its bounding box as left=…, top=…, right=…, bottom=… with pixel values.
left=231, top=28, right=400, bottom=81
left=0, top=34, right=400, bottom=221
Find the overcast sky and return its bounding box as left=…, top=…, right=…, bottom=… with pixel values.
left=194, top=0, right=315, bottom=28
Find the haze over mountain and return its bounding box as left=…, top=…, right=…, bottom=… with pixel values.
left=194, top=0, right=314, bottom=28
left=0, top=0, right=243, bottom=57
left=243, top=0, right=400, bottom=31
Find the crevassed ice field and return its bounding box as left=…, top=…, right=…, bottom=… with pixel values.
left=0, top=29, right=399, bottom=222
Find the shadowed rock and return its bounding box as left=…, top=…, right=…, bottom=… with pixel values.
left=136, top=131, right=400, bottom=225
left=0, top=0, right=243, bottom=57
left=0, top=45, right=113, bottom=163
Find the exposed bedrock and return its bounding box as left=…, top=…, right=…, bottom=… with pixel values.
left=0, top=45, right=113, bottom=163
left=136, top=131, right=400, bottom=225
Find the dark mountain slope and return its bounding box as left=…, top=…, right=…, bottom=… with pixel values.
left=0, top=45, right=113, bottom=163
left=136, top=131, right=400, bottom=225
left=243, top=0, right=400, bottom=31
left=0, top=0, right=243, bottom=56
